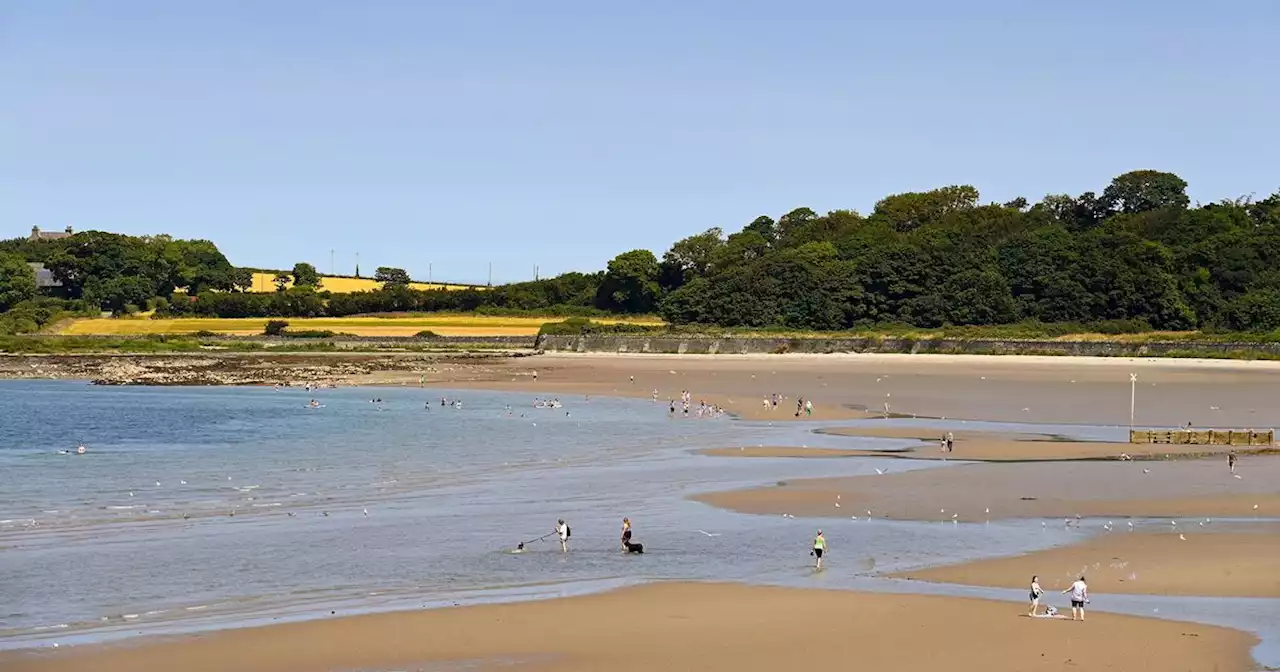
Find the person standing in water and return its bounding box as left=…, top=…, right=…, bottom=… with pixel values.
left=1062, top=576, right=1088, bottom=621
left=555, top=518, right=570, bottom=552
left=620, top=517, right=632, bottom=550
left=812, top=530, right=827, bottom=569
left=1028, top=575, right=1044, bottom=616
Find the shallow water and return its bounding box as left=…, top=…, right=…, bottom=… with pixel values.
left=1, top=381, right=1276, bottom=666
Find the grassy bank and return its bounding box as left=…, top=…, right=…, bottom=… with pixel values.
left=58, top=314, right=665, bottom=338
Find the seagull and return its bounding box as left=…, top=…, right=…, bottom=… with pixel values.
left=155, top=481, right=161, bottom=487
left=835, top=502, right=841, bottom=508
left=1233, top=474, right=1243, bottom=480
left=363, top=508, right=369, bottom=517
left=1254, top=504, right=1260, bottom=510
left=874, top=468, right=886, bottom=475
left=866, top=510, right=872, bottom=517
left=1128, top=521, right=1134, bottom=528
left=851, top=516, right=858, bottom=520
left=985, top=508, right=990, bottom=514
left=179, top=480, right=187, bottom=485
left=697, top=530, right=721, bottom=537
left=1171, top=520, right=1176, bottom=526
left=1179, top=534, right=1187, bottom=541
left=1143, top=469, right=1151, bottom=474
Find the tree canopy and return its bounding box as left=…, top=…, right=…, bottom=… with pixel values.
left=7, top=170, right=1280, bottom=334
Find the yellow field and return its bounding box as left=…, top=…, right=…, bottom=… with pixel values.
left=248, top=272, right=478, bottom=293
left=59, top=315, right=664, bottom=338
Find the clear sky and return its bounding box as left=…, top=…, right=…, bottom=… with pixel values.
left=2, top=1, right=1277, bottom=285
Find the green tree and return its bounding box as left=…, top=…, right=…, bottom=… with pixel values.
left=661, top=228, right=724, bottom=284
left=596, top=250, right=661, bottom=313
left=292, top=262, right=322, bottom=288
left=231, top=267, right=254, bottom=292
left=870, top=185, right=980, bottom=232
left=0, top=253, right=38, bottom=311
left=1101, top=170, right=1190, bottom=214
left=375, top=266, right=411, bottom=287
left=742, top=215, right=778, bottom=246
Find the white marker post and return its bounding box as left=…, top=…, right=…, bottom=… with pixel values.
left=1129, top=373, right=1138, bottom=428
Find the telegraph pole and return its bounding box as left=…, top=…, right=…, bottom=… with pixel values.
left=488, top=262, right=493, bottom=287
left=1129, top=373, right=1138, bottom=428
left=429, top=262, right=433, bottom=284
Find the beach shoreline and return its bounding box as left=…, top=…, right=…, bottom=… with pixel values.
left=4, top=353, right=1278, bottom=670
left=0, top=582, right=1258, bottom=672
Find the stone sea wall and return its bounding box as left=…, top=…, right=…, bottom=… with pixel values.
left=534, top=335, right=1280, bottom=358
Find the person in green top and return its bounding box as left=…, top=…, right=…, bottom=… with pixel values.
left=812, top=530, right=827, bottom=569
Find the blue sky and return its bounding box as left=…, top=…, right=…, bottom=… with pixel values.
left=2, top=1, right=1277, bottom=285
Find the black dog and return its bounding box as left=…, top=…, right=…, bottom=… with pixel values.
left=623, top=540, right=645, bottom=554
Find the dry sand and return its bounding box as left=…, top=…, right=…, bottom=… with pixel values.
left=892, top=525, right=1280, bottom=598
left=1, top=583, right=1256, bottom=672
left=431, top=352, right=1280, bottom=427
left=693, top=455, right=1280, bottom=522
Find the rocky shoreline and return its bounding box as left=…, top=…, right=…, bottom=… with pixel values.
left=0, top=352, right=521, bottom=387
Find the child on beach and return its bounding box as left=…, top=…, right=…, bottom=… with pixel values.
left=1029, top=575, right=1043, bottom=616
left=1063, top=576, right=1089, bottom=621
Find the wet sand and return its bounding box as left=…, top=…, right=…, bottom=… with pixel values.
left=892, top=525, right=1280, bottom=598
left=694, top=457, right=1280, bottom=522
left=1, top=583, right=1256, bottom=672
left=429, top=352, right=1280, bottom=427
left=812, top=427, right=1265, bottom=461
left=699, top=445, right=873, bottom=458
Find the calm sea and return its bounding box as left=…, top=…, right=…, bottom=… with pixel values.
left=1, top=380, right=1275, bottom=665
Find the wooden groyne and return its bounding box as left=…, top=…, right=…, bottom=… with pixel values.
left=1129, top=429, right=1274, bottom=445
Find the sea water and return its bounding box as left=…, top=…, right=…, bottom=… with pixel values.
left=0, top=380, right=1276, bottom=665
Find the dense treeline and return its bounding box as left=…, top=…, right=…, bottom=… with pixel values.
left=656, top=171, right=1280, bottom=331
left=4, top=170, right=1280, bottom=333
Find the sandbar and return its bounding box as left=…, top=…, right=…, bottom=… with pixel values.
left=893, top=525, right=1280, bottom=598
left=693, top=456, right=1280, bottom=522
left=0, top=583, right=1257, bottom=672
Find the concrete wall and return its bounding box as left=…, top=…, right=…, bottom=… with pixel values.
left=535, top=335, right=1280, bottom=358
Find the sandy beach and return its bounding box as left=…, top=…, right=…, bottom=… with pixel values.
left=811, top=426, right=1266, bottom=461
left=693, top=455, right=1280, bottom=522
left=0, top=583, right=1257, bottom=672
left=892, top=525, right=1280, bottom=598
left=430, top=352, right=1280, bottom=427
left=8, top=352, right=1277, bottom=671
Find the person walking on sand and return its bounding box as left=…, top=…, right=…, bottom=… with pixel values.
left=620, top=517, right=632, bottom=550
left=555, top=519, right=570, bottom=552
left=1063, top=576, right=1089, bottom=621
left=1228, top=450, right=1238, bottom=474
left=1029, top=575, right=1044, bottom=616
left=812, top=530, right=827, bottom=569
left=946, top=432, right=954, bottom=453
left=805, top=399, right=813, bottom=417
